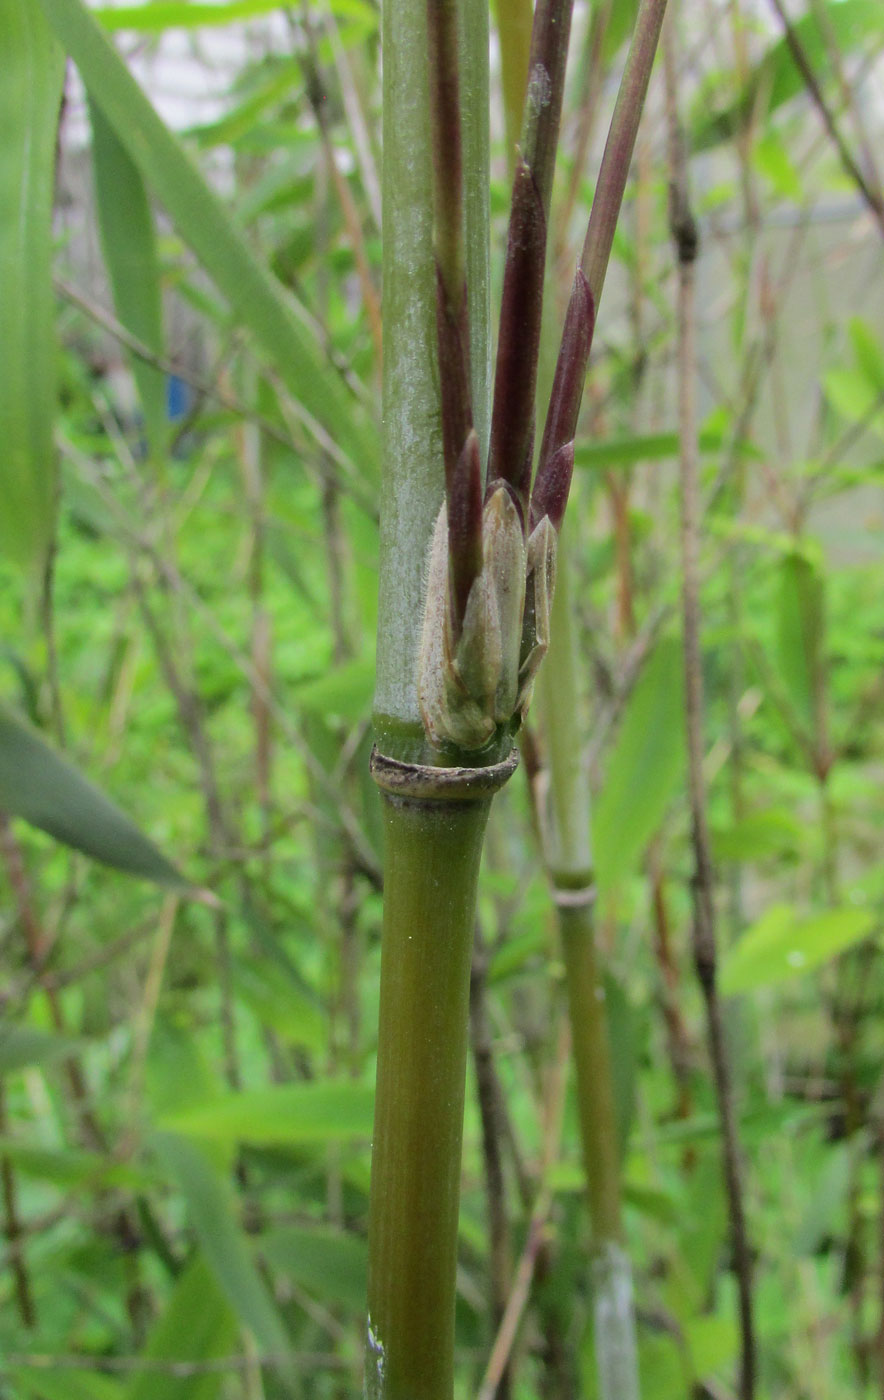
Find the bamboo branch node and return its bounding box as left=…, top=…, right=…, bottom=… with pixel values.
left=369, top=745, right=518, bottom=803
left=552, top=884, right=596, bottom=909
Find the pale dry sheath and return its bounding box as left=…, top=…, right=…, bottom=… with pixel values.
left=417, top=484, right=557, bottom=751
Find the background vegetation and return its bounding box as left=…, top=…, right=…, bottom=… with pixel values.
left=2, top=1, right=884, bottom=1396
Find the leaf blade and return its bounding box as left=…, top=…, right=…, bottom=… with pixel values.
left=0, top=1, right=65, bottom=573
left=0, top=701, right=185, bottom=887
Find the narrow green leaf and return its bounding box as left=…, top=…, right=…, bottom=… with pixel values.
left=0, top=701, right=185, bottom=887
left=721, top=903, right=876, bottom=995
left=236, top=961, right=324, bottom=1053
left=0, top=1, right=64, bottom=573
left=261, top=1225, right=368, bottom=1312
left=0, top=1025, right=81, bottom=1074
left=849, top=316, right=884, bottom=393
left=95, top=0, right=376, bottom=33
left=89, top=98, right=167, bottom=458
left=711, top=808, right=803, bottom=863
left=776, top=553, right=824, bottom=729
left=593, top=636, right=685, bottom=893
left=39, top=0, right=375, bottom=472
left=11, top=1371, right=123, bottom=1400
left=0, top=1135, right=153, bottom=1189
left=159, top=1080, right=374, bottom=1145
left=293, top=654, right=376, bottom=723
left=127, top=1253, right=238, bottom=1400
left=824, top=365, right=884, bottom=427
left=574, top=428, right=760, bottom=470
left=152, top=1134, right=293, bottom=1376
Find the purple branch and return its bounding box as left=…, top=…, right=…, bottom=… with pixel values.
left=487, top=0, right=577, bottom=518
left=532, top=0, right=668, bottom=532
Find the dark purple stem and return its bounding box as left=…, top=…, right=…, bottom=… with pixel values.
left=532, top=0, right=668, bottom=531
left=487, top=0, right=577, bottom=517
left=580, top=0, right=668, bottom=309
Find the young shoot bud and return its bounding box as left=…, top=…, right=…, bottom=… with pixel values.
left=419, top=485, right=528, bottom=751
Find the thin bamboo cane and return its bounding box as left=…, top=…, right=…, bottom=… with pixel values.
left=538, top=541, right=641, bottom=1400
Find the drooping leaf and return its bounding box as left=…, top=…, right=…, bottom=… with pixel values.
left=261, top=1225, right=368, bottom=1313
left=158, top=1080, right=374, bottom=1145
left=89, top=98, right=167, bottom=458
left=848, top=316, right=884, bottom=393
left=0, top=701, right=185, bottom=887
left=720, top=903, right=876, bottom=995
left=0, top=1025, right=81, bottom=1074
left=11, top=1371, right=123, bottom=1400
left=152, top=1134, right=293, bottom=1380
left=0, top=1, right=64, bottom=574
left=127, top=1253, right=238, bottom=1400
left=39, top=0, right=376, bottom=473
left=0, top=1135, right=153, bottom=1189
left=711, top=808, right=804, bottom=863
left=293, top=655, right=376, bottom=724
left=593, top=636, right=685, bottom=894
left=574, top=428, right=761, bottom=471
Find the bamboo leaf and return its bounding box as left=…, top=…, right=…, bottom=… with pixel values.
left=692, top=0, right=882, bottom=151
left=39, top=0, right=376, bottom=471
left=152, top=1134, right=293, bottom=1376
left=95, top=0, right=376, bottom=33
left=89, top=98, right=167, bottom=459
left=261, top=1225, right=368, bottom=1312
left=776, top=552, right=825, bottom=729
left=848, top=316, right=884, bottom=393
left=574, top=428, right=761, bottom=470
left=0, top=1, right=64, bottom=574
left=11, top=1371, right=123, bottom=1400
left=293, top=655, right=375, bottom=723
left=127, top=1253, right=238, bottom=1400
left=0, top=1136, right=153, bottom=1189
left=0, top=1025, right=81, bottom=1074
left=593, top=636, right=685, bottom=893
left=721, top=904, right=876, bottom=995
left=0, top=701, right=186, bottom=887
left=711, top=808, right=804, bottom=863
left=158, top=1081, right=374, bottom=1145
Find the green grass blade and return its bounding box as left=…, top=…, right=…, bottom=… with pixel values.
left=0, top=1, right=64, bottom=575
left=0, top=700, right=186, bottom=887
left=39, top=0, right=376, bottom=471
left=89, top=98, right=168, bottom=460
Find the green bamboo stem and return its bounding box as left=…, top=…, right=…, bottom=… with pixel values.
left=366, top=754, right=516, bottom=1400
left=537, top=538, right=640, bottom=1400
left=368, top=2, right=497, bottom=1395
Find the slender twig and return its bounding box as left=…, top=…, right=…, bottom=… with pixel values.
left=767, top=0, right=884, bottom=242
left=0, top=1083, right=36, bottom=1329
left=664, top=16, right=756, bottom=1397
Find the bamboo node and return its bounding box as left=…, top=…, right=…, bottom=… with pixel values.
left=369, top=745, right=518, bottom=802
left=552, top=884, right=596, bottom=909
